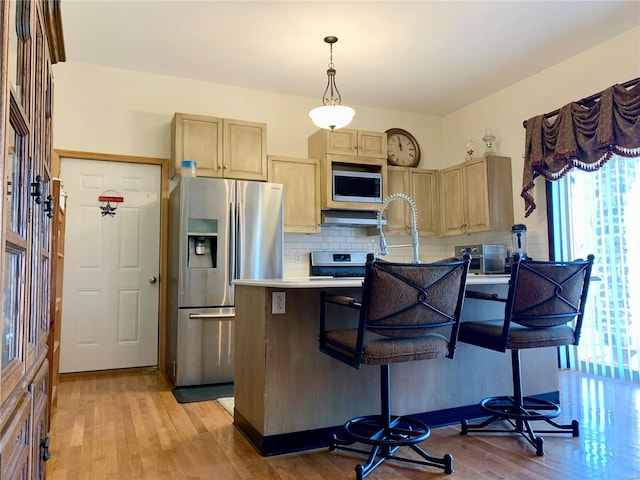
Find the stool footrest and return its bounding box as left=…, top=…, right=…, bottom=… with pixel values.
left=480, top=395, right=561, bottom=420
left=330, top=415, right=453, bottom=479
left=344, top=414, right=430, bottom=446
left=460, top=395, right=580, bottom=456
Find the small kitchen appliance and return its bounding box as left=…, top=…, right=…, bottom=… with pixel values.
left=505, top=224, right=531, bottom=272
left=454, top=244, right=506, bottom=274
left=511, top=224, right=529, bottom=258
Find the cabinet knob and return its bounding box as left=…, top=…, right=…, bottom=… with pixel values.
left=223, top=165, right=229, bottom=169
left=41, top=436, right=51, bottom=461
left=44, top=195, right=55, bottom=218
left=31, top=175, right=44, bottom=204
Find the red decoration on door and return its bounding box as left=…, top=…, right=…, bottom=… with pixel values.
left=98, top=190, right=124, bottom=217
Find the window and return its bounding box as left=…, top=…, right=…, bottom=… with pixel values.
left=550, top=155, right=640, bottom=382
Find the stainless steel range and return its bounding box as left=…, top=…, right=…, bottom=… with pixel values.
left=310, top=251, right=368, bottom=278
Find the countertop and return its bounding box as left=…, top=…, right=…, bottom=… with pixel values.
left=233, top=273, right=510, bottom=289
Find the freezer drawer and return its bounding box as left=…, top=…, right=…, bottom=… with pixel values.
left=175, top=307, right=234, bottom=386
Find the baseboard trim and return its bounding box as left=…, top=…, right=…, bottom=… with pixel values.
left=233, top=390, right=560, bottom=456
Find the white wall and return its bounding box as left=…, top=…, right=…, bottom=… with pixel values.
left=52, top=26, right=639, bottom=272
left=51, top=63, right=442, bottom=164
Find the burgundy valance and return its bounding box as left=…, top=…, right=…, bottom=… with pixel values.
left=521, top=81, right=640, bottom=217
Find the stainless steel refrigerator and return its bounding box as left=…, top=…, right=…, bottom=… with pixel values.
left=166, top=177, right=284, bottom=386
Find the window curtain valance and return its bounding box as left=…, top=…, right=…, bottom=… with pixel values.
left=521, top=80, right=640, bottom=217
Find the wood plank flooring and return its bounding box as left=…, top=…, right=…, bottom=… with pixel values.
left=47, top=368, right=640, bottom=480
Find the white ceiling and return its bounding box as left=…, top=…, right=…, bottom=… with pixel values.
left=59, top=0, right=640, bottom=116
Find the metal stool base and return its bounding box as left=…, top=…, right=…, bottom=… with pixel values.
left=331, top=414, right=453, bottom=480
left=460, top=395, right=579, bottom=456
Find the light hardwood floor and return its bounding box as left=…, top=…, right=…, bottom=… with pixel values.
left=48, top=368, right=640, bottom=480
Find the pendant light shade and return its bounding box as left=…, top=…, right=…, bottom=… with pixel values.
left=309, top=36, right=355, bottom=130
left=309, top=105, right=355, bottom=130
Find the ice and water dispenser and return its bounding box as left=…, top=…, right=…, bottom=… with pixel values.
left=186, top=218, right=217, bottom=269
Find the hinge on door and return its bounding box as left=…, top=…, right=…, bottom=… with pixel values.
left=172, top=361, right=176, bottom=379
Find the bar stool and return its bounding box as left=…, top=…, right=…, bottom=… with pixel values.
left=458, top=254, right=594, bottom=456
left=319, top=253, right=470, bottom=479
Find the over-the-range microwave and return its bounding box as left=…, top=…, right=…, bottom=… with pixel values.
left=332, top=169, right=383, bottom=204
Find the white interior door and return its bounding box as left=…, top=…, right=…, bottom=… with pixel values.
left=59, top=158, right=161, bottom=372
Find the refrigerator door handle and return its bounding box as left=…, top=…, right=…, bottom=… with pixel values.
left=236, top=201, right=242, bottom=278
left=188, top=313, right=234, bottom=320
left=229, top=201, right=236, bottom=285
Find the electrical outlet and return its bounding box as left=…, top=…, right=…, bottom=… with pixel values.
left=295, top=253, right=303, bottom=264
left=272, top=291, right=286, bottom=314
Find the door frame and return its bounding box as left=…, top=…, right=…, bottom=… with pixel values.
left=53, top=149, right=170, bottom=370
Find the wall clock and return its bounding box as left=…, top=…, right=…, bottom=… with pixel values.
left=385, top=128, right=421, bottom=167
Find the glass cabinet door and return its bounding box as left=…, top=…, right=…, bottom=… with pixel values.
left=1, top=0, right=33, bottom=404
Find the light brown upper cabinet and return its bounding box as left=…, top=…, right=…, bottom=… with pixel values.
left=267, top=156, right=321, bottom=234
left=308, top=128, right=387, bottom=159
left=385, top=166, right=439, bottom=236
left=440, top=156, right=513, bottom=236
left=308, top=129, right=388, bottom=211
left=171, top=113, right=267, bottom=181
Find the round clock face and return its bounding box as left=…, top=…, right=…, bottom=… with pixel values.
left=385, top=128, right=421, bottom=167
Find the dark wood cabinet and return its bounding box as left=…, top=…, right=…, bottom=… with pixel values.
left=0, top=1, right=65, bottom=478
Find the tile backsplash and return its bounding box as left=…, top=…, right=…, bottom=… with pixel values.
left=283, top=226, right=538, bottom=278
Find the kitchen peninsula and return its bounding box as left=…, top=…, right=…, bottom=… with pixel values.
left=233, top=276, right=560, bottom=456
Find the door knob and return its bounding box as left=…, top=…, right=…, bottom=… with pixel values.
left=149, top=276, right=158, bottom=284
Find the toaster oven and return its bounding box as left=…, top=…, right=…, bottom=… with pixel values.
left=454, top=244, right=506, bottom=274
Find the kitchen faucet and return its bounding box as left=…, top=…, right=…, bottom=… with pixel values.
left=377, top=193, right=420, bottom=263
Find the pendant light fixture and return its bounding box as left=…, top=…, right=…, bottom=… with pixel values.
left=309, top=36, right=355, bottom=130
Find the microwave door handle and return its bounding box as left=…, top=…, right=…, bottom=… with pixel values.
left=229, top=202, right=236, bottom=285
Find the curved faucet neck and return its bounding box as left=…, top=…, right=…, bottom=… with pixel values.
left=377, top=193, right=419, bottom=263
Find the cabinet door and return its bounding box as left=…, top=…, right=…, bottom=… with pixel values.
left=411, top=169, right=439, bottom=237
left=268, top=156, right=320, bottom=233
left=29, top=13, right=54, bottom=373
left=439, top=165, right=465, bottom=236
left=324, top=129, right=358, bottom=156
left=357, top=130, right=387, bottom=159
left=31, top=361, right=49, bottom=480
left=223, top=119, right=267, bottom=181
left=384, top=166, right=410, bottom=233
left=2, top=0, right=33, bottom=402
left=463, top=158, right=491, bottom=233
left=0, top=394, right=32, bottom=480
left=171, top=113, right=223, bottom=178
